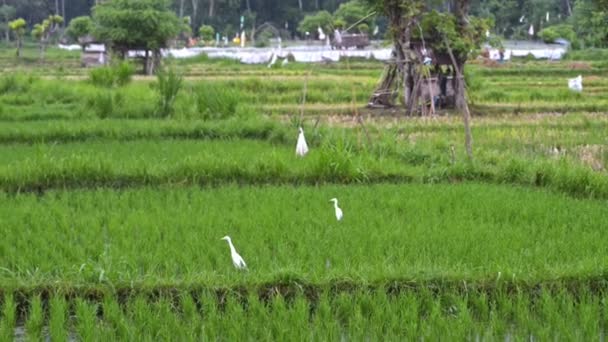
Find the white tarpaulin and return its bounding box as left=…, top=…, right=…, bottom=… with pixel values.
left=58, top=44, right=81, bottom=51
left=182, top=45, right=393, bottom=64
left=568, top=75, right=583, bottom=92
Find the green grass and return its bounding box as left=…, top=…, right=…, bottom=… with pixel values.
left=1, top=288, right=607, bottom=340
left=0, top=183, right=606, bottom=287
left=0, top=45, right=607, bottom=337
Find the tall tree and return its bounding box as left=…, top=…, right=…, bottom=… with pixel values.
left=66, top=15, right=93, bottom=50
left=8, top=17, right=25, bottom=58
left=93, top=0, right=181, bottom=74
left=32, top=14, right=64, bottom=60
left=367, top=0, right=423, bottom=110
left=0, top=4, right=15, bottom=42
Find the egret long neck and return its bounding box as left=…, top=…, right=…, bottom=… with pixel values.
left=333, top=201, right=339, bottom=209
left=227, top=240, right=237, bottom=254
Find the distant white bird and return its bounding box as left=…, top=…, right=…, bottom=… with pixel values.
left=267, top=53, right=277, bottom=68
left=318, top=26, right=326, bottom=40
left=295, top=127, right=309, bottom=157
left=221, top=236, right=247, bottom=269
left=329, top=198, right=343, bottom=221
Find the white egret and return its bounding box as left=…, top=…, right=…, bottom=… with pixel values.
left=295, top=127, right=309, bottom=157
left=329, top=198, right=343, bottom=221
left=267, top=53, right=277, bottom=68
left=220, top=236, right=247, bottom=270
left=318, top=26, right=326, bottom=40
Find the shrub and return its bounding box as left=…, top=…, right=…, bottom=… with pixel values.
left=539, top=25, right=576, bottom=45
left=199, top=25, right=215, bottom=41
left=539, top=27, right=559, bottom=44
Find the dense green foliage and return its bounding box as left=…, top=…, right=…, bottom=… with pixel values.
left=92, top=0, right=180, bottom=74
left=66, top=16, right=93, bottom=45
left=0, top=183, right=606, bottom=285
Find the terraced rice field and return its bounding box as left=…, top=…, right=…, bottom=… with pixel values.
left=0, top=46, right=607, bottom=339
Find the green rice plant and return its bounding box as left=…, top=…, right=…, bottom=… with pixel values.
left=89, top=67, right=116, bottom=88
left=85, top=89, right=123, bottom=119
left=49, top=295, right=68, bottom=341
left=2, top=288, right=604, bottom=339
left=75, top=298, right=99, bottom=341
left=155, top=66, right=183, bottom=118
left=0, top=293, right=16, bottom=341
left=0, top=73, right=36, bottom=95
left=102, top=296, right=132, bottom=340
left=199, top=290, right=219, bottom=340
left=88, top=61, right=135, bottom=88
left=179, top=292, right=202, bottom=339
left=25, top=294, right=44, bottom=340
left=194, top=82, right=241, bottom=119
left=113, top=61, right=135, bottom=86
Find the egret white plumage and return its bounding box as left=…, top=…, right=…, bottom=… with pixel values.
left=220, top=236, right=247, bottom=269
left=267, top=53, right=277, bottom=68
left=329, top=198, right=343, bottom=221
left=295, top=127, right=309, bottom=157
left=318, top=26, right=326, bottom=40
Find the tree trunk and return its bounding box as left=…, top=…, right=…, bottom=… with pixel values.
left=39, top=39, right=46, bottom=61
left=208, top=0, right=215, bottom=17
left=144, top=49, right=149, bottom=75
left=246, top=0, right=251, bottom=12
left=179, top=0, right=185, bottom=18
left=191, top=0, right=198, bottom=25
left=368, top=2, right=419, bottom=113
left=449, top=0, right=473, bottom=159
left=55, top=0, right=59, bottom=15
left=565, top=0, right=572, bottom=16
left=298, top=0, right=303, bottom=11
left=16, top=38, right=21, bottom=58
left=61, top=0, right=66, bottom=27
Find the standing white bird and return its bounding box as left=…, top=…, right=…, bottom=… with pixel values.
left=267, top=53, right=277, bottom=68
left=329, top=198, right=343, bottom=221
left=220, top=236, right=247, bottom=269
left=295, top=127, right=309, bottom=157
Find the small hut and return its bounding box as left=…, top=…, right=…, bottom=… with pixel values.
left=368, top=39, right=457, bottom=113
left=332, top=32, right=370, bottom=50
left=410, top=40, right=456, bottom=110
left=79, top=35, right=109, bottom=67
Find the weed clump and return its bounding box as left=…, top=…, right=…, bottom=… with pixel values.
left=89, top=61, right=134, bottom=88
left=195, top=83, right=241, bottom=119
left=155, top=67, right=183, bottom=118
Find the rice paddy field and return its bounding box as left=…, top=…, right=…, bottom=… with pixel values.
left=0, top=45, right=608, bottom=339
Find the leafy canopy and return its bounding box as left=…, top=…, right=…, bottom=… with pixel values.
left=8, top=18, right=26, bottom=36
left=416, top=10, right=491, bottom=62
left=66, top=16, right=93, bottom=42
left=32, top=15, right=63, bottom=41
left=199, top=25, right=214, bottom=41
left=92, top=0, right=181, bottom=51
left=297, top=10, right=333, bottom=34
left=334, top=0, right=372, bottom=29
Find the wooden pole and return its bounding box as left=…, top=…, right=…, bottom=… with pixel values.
left=443, top=36, right=473, bottom=159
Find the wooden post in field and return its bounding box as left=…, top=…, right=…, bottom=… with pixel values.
left=444, top=36, right=473, bottom=159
